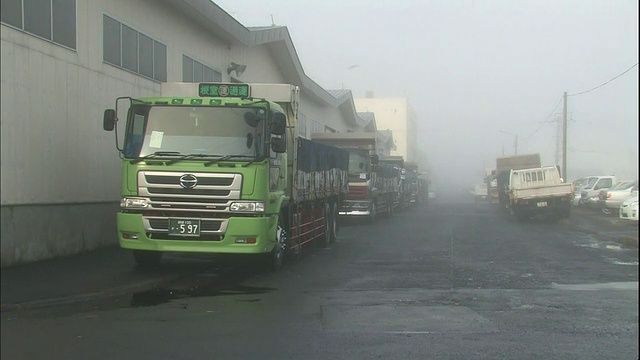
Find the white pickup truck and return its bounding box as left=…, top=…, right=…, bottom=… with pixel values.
left=508, top=165, right=575, bottom=221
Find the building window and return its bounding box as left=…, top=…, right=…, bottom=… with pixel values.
left=103, top=15, right=166, bottom=82
left=1, top=0, right=76, bottom=49
left=182, top=55, right=221, bottom=82
left=121, top=24, right=138, bottom=73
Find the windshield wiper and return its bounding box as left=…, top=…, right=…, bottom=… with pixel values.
left=130, top=151, right=181, bottom=164
left=241, top=97, right=268, bottom=105
left=204, top=155, right=255, bottom=167
left=164, top=153, right=217, bottom=165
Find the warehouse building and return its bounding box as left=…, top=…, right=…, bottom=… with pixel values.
left=0, top=0, right=384, bottom=266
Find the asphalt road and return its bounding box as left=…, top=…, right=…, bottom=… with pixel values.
left=1, top=194, right=638, bottom=360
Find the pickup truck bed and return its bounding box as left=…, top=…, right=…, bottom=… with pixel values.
left=511, top=183, right=574, bottom=201
left=508, top=166, right=574, bottom=220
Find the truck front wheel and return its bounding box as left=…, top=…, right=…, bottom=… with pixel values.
left=267, top=219, right=286, bottom=271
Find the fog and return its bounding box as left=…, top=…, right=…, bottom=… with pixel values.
left=214, top=0, right=639, bottom=195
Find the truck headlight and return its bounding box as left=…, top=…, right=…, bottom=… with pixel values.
left=121, top=197, right=149, bottom=209
left=230, top=202, right=265, bottom=213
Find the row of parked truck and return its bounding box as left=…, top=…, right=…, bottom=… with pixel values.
left=102, top=82, right=428, bottom=270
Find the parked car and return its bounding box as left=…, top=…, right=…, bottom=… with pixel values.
left=619, top=196, right=638, bottom=221
left=572, top=176, right=597, bottom=206
left=579, top=175, right=617, bottom=206
left=599, top=180, right=637, bottom=215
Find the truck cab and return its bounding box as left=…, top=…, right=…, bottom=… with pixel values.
left=311, top=133, right=396, bottom=223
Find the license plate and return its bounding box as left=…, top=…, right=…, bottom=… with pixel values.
left=168, top=218, right=201, bottom=236
left=537, top=201, right=548, bottom=207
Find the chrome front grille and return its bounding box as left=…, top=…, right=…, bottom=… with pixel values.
left=138, top=171, right=242, bottom=213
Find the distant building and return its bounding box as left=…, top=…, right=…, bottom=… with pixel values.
left=354, top=97, right=418, bottom=162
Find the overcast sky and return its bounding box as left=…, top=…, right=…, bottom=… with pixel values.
left=214, top=0, right=638, bottom=191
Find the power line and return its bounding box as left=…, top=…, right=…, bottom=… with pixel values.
left=525, top=62, right=637, bottom=143
left=568, top=62, right=638, bottom=97
left=523, top=95, right=564, bottom=140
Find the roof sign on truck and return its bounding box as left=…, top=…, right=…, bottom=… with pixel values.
left=198, top=83, right=250, bottom=98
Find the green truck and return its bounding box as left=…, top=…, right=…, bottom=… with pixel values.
left=103, top=83, right=348, bottom=270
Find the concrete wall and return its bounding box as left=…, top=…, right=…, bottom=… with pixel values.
left=0, top=203, right=119, bottom=267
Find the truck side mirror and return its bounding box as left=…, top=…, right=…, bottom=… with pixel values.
left=370, top=154, right=379, bottom=165
left=270, top=137, right=286, bottom=153
left=270, top=113, right=286, bottom=135
left=103, top=109, right=116, bottom=131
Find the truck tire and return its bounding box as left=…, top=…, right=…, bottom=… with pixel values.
left=133, top=250, right=162, bottom=268
left=369, top=202, right=377, bottom=224
left=266, top=217, right=286, bottom=271
left=328, top=202, right=338, bottom=243
left=317, top=203, right=331, bottom=248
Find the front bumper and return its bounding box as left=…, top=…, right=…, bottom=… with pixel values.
left=338, top=200, right=372, bottom=216
left=117, top=213, right=277, bottom=254
left=512, top=196, right=570, bottom=212
left=619, top=207, right=638, bottom=221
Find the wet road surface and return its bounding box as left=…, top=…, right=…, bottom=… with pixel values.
left=1, top=195, right=638, bottom=359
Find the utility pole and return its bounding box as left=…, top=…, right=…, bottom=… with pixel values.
left=555, top=115, right=561, bottom=165
left=562, top=92, right=568, bottom=180
left=514, top=135, right=518, bottom=154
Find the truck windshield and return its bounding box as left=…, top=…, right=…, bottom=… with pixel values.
left=347, top=150, right=369, bottom=181
left=124, top=105, right=267, bottom=159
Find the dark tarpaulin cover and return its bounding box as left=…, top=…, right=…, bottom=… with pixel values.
left=295, top=137, right=349, bottom=202
left=375, top=163, right=400, bottom=178
left=297, top=137, right=348, bottom=172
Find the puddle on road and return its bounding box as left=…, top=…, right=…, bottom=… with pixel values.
left=611, top=260, right=639, bottom=266
left=551, top=281, right=638, bottom=291
left=572, top=233, right=637, bottom=251
left=128, top=258, right=277, bottom=307
left=130, top=282, right=275, bottom=307
left=6, top=264, right=276, bottom=318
